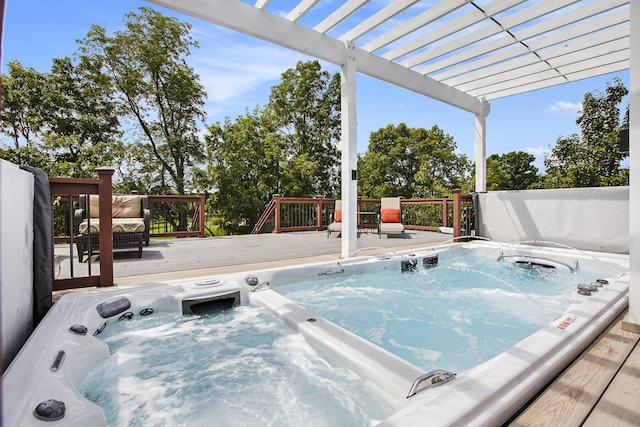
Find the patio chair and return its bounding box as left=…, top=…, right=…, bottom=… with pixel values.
left=75, top=194, right=150, bottom=262
left=327, top=200, right=342, bottom=237
left=378, top=197, right=405, bottom=238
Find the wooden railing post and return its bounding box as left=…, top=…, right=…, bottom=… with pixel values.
left=199, top=193, right=206, bottom=237
left=96, top=167, right=114, bottom=287
left=453, top=189, right=461, bottom=239
left=273, top=194, right=281, bottom=233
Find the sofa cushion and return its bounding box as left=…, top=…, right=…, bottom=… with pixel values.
left=335, top=209, right=342, bottom=222
left=79, top=218, right=145, bottom=234
left=88, top=195, right=142, bottom=218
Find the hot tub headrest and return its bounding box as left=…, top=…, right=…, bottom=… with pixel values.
left=96, top=297, right=132, bottom=318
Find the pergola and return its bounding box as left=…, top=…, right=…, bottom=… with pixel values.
left=147, top=0, right=638, bottom=329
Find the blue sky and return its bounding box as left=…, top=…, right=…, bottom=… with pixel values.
left=2, top=0, right=630, bottom=170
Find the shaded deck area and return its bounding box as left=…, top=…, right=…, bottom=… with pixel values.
left=53, top=231, right=640, bottom=426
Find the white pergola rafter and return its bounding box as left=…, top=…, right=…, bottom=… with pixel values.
left=146, top=0, right=636, bottom=331
left=453, top=32, right=629, bottom=93
left=381, top=0, right=527, bottom=62
left=425, top=1, right=628, bottom=81
left=147, top=0, right=483, bottom=114
left=400, top=0, right=581, bottom=70
left=361, top=0, right=470, bottom=53
left=338, top=0, right=419, bottom=42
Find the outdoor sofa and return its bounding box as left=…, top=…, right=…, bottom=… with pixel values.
left=75, top=194, right=150, bottom=262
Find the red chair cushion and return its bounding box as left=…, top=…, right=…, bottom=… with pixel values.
left=381, top=208, right=401, bottom=223
left=335, top=210, right=342, bottom=222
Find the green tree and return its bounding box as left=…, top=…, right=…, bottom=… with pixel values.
left=113, top=143, right=166, bottom=194
left=1, top=58, right=123, bottom=177
left=78, top=7, right=207, bottom=194
left=537, top=78, right=628, bottom=188
left=358, top=123, right=470, bottom=198
left=203, top=61, right=342, bottom=233
left=486, top=151, right=539, bottom=190
left=266, top=60, right=341, bottom=197
left=203, top=109, right=283, bottom=234
left=1, top=61, right=49, bottom=149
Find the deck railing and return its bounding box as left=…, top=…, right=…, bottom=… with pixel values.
left=147, top=194, right=206, bottom=238
left=252, top=190, right=473, bottom=237
left=49, top=168, right=115, bottom=291
left=50, top=180, right=471, bottom=291
left=50, top=176, right=206, bottom=291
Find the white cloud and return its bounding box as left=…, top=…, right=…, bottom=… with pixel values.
left=193, top=44, right=307, bottom=103
left=523, top=146, right=549, bottom=171
left=187, top=23, right=313, bottom=118
left=544, top=101, right=581, bottom=116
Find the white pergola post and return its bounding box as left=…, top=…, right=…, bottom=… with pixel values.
left=626, top=0, right=640, bottom=331
left=474, top=99, right=490, bottom=193
left=340, top=41, right=358, bottom=258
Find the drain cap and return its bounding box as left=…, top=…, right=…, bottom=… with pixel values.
left=34, top=399, right=65, bottom=421
left=245, top=275, right=259, bottom=286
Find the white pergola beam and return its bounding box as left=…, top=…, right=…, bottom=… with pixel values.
left=427, top=4, right=628, bottom=79
left=383, top=0, right=526, bottom=61
left=484, top=60, right=629, bottom=99
left=458, top=60, right=551, bottom=93
left=456, top=36, right=629, bottom=93
left=147, top=0, right=484, bottom=114
left=254, top=0, right=270, bottom=9
left=314, top=0, right=369, bottom=34
left=439, top=19, right=629, bottom=89
left=558, top=55, right=629, bottom=77
left=338, top=0, right=419, bottom=42
left=401, top=0, right=579, bottom=69
left=353, top=48, right=482, bottom=113
left=470, top=53, right=628, bottom=97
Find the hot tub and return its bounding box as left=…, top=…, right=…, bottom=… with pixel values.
left=1, top=241, right=629, bottom=426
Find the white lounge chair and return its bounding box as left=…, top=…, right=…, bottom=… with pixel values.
left=378, top=197, right=405, bottom=238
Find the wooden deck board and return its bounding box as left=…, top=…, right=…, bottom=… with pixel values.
left=508, top=309, right=640, bottom=427
left=582, top=336, right=640, bottom=427
left=54, top=230, right=452, bottom=281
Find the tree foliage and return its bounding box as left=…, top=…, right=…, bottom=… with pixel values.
left=357, top=123, right=471, bottom=198
left=1, top=59, right=123, bottom=177
left=203, top=109, right=282, bottom=233
left=77, top=7, right=207, bottom=194
left=536, top=78, right=628, bottom=188
left=266, top=60, right=341, bottom=197
left=486, top=151, right=539, bottom=190
left=204, top=61, right=341, bottom=233
left=1, top=61, right=49, bottom=149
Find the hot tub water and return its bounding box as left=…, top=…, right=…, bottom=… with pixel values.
left=276, top=252, right=605, bottom=372
left=79, top=306, right=392, bottom=427
left=2, top=242, right=628, bottom=427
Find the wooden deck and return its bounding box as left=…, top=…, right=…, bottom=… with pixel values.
left=53, top=231, right=640, bottom=425
left=508, top=308, right=640, bottom=427
left=54, top=230, right=453, bottom=286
